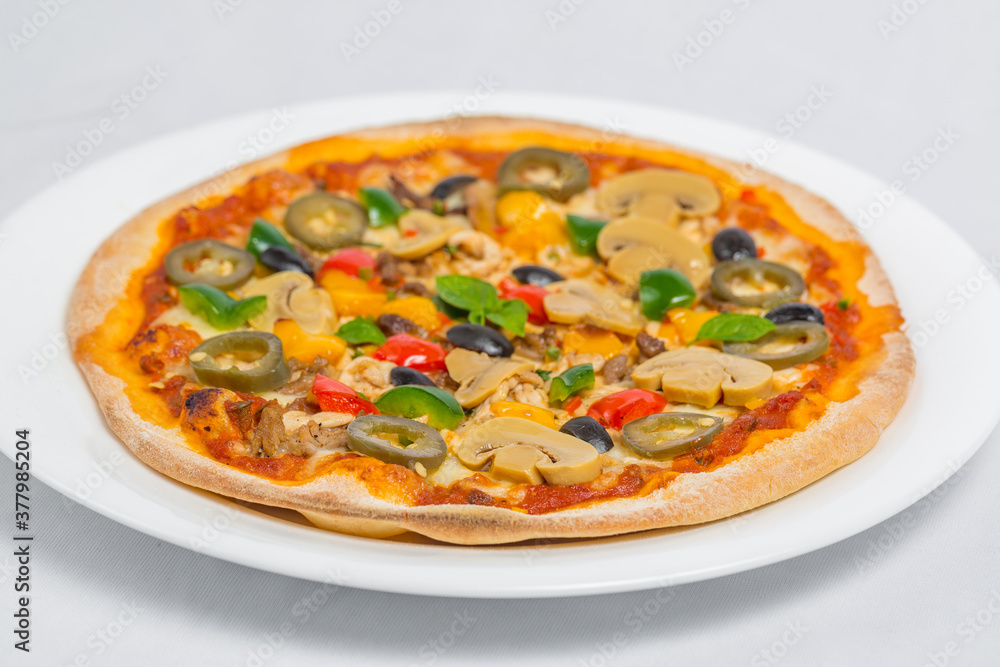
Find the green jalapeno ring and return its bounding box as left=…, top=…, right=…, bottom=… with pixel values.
left=723, top=321, right=830, bottom=370
left=346, top=414, right=448, bottom=471
left=497, top=147, right=590, bottom=203
left=710, top=259, right=806, bottom=309
left=284, top=192, right=368, bottom=250
left=188, top=331, right=290, bottom=393
left=164, top=239, right=256, bottom=290
left=622, top=412, right=724, bottom=460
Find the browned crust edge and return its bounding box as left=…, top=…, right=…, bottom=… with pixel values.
left=67, top=116, right=915, bottom=545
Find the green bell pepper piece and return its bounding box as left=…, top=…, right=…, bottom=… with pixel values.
left=549, top=363, right=595, bottom=404
left=246, top=218, right=295, bottom=259
left=638, top=269, right=697, bottom=321
left=374, top=385, right=463, bottom=430
left=178, top=284, right=267, bottom=330
left=566, top=215, right=606, bottom=256
left=358, top=187, right=407, bottom=228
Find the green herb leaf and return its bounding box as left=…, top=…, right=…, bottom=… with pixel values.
left=546, top=345, right=562, bottom=360
left=435, top=275, right=499, bottom=313
left=694, top=313, right=777, bottom=343
left=549, top=364, right=595, bottom=404
left=638, top=269, right=697, bottom=321
left=486, top=299, right=528, bottom=337
left=566, top=215, right=606, bottom=256
left=535, top=369, right=552, bottom=381
left=837, top=298, right=851, bottom=310
left=336, top=317, right=387, bottom=345
left=431, top=294, right=469, bottom=322
left=358, top=187, right=408, bottom=228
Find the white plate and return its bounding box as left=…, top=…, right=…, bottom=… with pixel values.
left=1, top=93, right=997, bottom=598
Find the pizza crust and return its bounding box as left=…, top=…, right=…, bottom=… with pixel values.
left=68, top=117, right=915, bottom=545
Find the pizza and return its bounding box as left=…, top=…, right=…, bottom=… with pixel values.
left=68, top=117, right=914, bottom=545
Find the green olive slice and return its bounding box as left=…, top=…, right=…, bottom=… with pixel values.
left=346, top=414, right=447, bottom=471
left=723, top=321, right=829, bottom=370
left=164, top=239, right=255, bottom=290
left=710, top=259, right=805, bottom=309
left=188, top=331, right=290, bottom=393
left=497, top=147, right=590, bottom=202
left=283, top=192, right=368, bottom=250
left=622, top=412, right=724, bottom=460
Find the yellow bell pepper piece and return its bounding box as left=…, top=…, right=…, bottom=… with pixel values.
left=561, top=325, right=624, bottom=360
left=319, top=269, right=388, bottom=318
left=273, top=319, right=346, bottom=364
left=667, top=308, right=719, bottom=345
left=490, top=401, right=557, bottom=428
left=496, top=191, right=568, bottom=257
left=378, top=296, right=441, bottom=331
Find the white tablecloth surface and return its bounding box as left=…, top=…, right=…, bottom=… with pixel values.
left=2, top=1, right=998, bottom=664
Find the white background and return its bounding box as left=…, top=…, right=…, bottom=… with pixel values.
left=1, top=1, right=999, bottom=665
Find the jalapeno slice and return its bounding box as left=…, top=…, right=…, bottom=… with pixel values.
left=723, top=321, right=829, bottom=370
left=164, top=239, right=255, bottom=290
left=498, top=147, right=590, bottom=202
left=188, top=331, right=290, bottom=393
left=710, top=259, right=805, bottom=309
left=284, top=192, right=368, bottom=250
left=346, top=414, right=447, bottom=471
left=622, top=412, right=724, bottom=460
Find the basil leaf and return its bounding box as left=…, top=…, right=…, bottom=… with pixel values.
left=549, top=364, right=595, bottom=404
left=638, top=269, right=696, bottom=321
left=336, top=317, right=386, bottom=345
left=431, top=295, right=468, bottom=322
left=694, top=313, right=776, bottom=342
left=485, top=298, right=528, bottom=337
left=435, top=275, right=499, bottom=313
left=358, top=187, right=407, bottom=228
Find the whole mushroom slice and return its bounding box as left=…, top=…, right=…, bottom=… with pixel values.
left=632, top=347, right=773, bottom=408
left=543, top=279, right=644, bottom=336
left=386, top=209, right=469, bottom=260
left=596, top=168, right=722, bottom=224
left=240, top=271, right=335, bottom=334
left=445, top=348, right=532, bottom=408
left=596, top=217, right=712, bottom=288
left=455, top=417, right=602, bottom=486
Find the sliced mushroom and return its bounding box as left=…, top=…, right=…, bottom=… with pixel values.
left=542, top=279, right=644, bottom=336
left=596, top=217, right=712, bottom=288
left=463, top=179, right=498, bottom=236
left=632, top=347, right=773, bottom=408
left=596, top=168, right=721, bottom=224
left=445, top=348, right=532, bottom=408
left=386, top=209, right=469, bottom=260
left=455, top=417, right=602, bottom=486
left=240, top=271, right=335, bottom=334
left=282, top=410, right=354, bottom=432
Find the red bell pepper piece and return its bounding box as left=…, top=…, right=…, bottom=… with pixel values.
left=373, top=334, right=447, bottom=372
left=587, top=388, right=667, bottom=430
left=319, top=248, right=376, bottom=280
left=312, top=374, right=379, bottom=416
left=499, top=278, right=549, bottom=325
